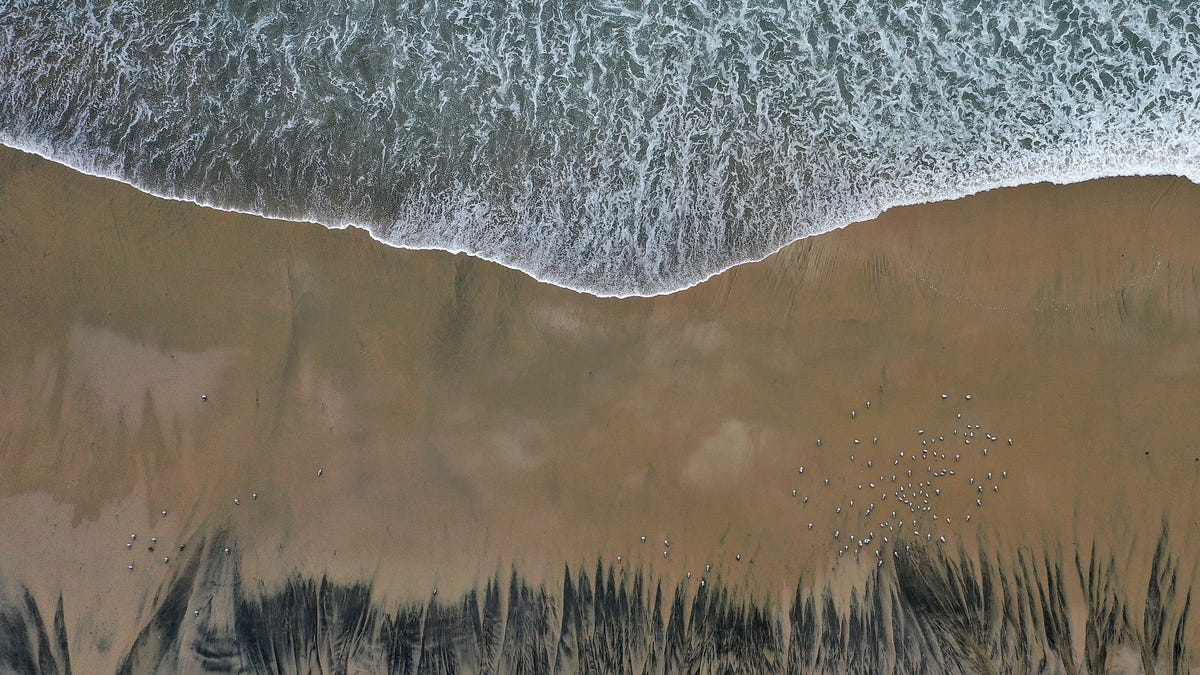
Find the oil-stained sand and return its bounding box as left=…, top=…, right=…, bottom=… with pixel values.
left=0, top=145, right=1197, bottom=672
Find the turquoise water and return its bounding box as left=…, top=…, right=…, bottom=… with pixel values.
left=2, top=0, right=1199, bottom=295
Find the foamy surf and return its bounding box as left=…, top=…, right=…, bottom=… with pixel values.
left=3, top=0, right=1199, bottom=296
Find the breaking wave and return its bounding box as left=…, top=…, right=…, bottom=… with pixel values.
left=2, top=0, right=1199, bottom=295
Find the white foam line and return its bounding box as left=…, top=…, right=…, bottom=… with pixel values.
left=4, top=133, right=1197, bottom=299
left=675, top=162, right=1200, bottom=301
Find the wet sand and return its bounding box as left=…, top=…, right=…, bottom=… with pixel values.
left=0, top=145, right=1197, bottom=671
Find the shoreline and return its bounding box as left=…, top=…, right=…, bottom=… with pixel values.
left=3, top=139, right=1197, bottom=299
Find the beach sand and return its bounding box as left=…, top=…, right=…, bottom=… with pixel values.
left=0, top=145, right=1197, bottom=671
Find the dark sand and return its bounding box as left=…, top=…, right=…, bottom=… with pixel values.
left=0, top=146, right=1197, bottom=671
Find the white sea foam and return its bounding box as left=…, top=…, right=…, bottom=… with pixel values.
left=2, top=0, right=1199, bottom=296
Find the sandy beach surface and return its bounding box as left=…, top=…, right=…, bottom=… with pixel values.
left=0, top=145, right=1197, bottom=671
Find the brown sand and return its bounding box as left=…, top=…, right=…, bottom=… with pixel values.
left=0, top=146, right=1198, bottom=669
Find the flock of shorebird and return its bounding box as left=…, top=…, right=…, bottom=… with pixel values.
left=123, top=508, right=183, bottom=573
left=125, top=492, right=261, bottom=573
left=619, top=391, right=1016, bottom=580
left=124, top=399, right=273, bottom=573
left=794, top=392, right=1014, bottom=566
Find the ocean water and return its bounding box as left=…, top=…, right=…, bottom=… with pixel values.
left=2, top=0, right=1199, bottom=295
